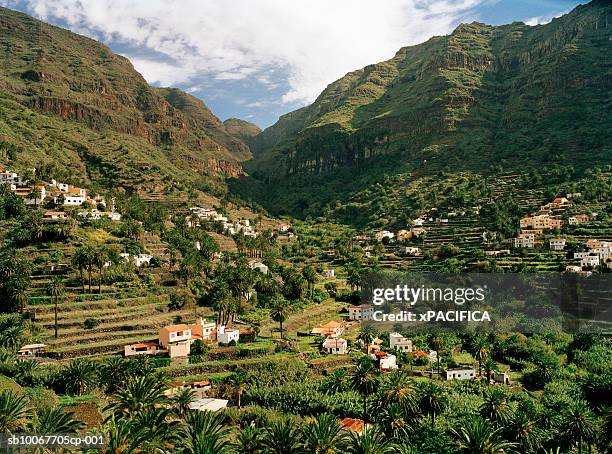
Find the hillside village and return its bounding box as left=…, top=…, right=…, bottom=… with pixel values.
left=0, top=1, right=611, bottom=450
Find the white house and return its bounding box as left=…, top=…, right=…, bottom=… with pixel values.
left=549, top=238, right=566, bottom=251
left=133, top=254, right=153, bottom=267
left=412, top=218, right=424, bottom=227
left=348, top=305, right=373, bottom=321
left=62, top=195, right=86, bottom=206
left=217, top=325, right=239, bottom=344
left=189, top=398, right=228, bottom=412
left=566, top=265, right=582, bottom=273
left=18, top=343, right=46, bottom=357
left=374, top=352, right=398, bottom=371
left=405, top=247, right=420, bottom=256
left=323, top=269, right=335, bottom=278
left=278, top=223, right=290, bottom=232
left=445, top=369, right=476, bottom=380
left=581, top=255, right=600, bottom=268
left=322, top=337, right=348, bottom=355
left=250, top=262, right=269, bottom=274
left=389, top=333, right=413, bottom=352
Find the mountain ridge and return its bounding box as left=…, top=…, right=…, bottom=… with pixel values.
left=0, top=6, right=250, bottom=197
left=242, top=0, right=611, bottom=219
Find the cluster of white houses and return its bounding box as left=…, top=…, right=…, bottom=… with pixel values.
left=566, top=239, right=612, bottom=273
left=0, top=167, right=120, bottom=219
left=187, top=206, right=259, bottom=237
left=513, top=195, right=598, bottom=250
left=125, top=318, right=241, bottom=358
left=374, top=226, right=427, bottom=243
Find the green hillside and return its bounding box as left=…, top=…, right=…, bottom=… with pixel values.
left=0, top=7, right=249, bottom=197
left=241, top=0, right=612, bottom=220
left=223, top=118, right=262, bottom=149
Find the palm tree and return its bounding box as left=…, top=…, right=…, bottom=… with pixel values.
left=483, top=358, right=496, bottom=383
left=381, top=371, right=417, bottom=410
left=479, top=387, right=512, bottom=427
left=357, top=327, right=375, bottom=354
left=417, top=381, right=447, bottom=428
left=172, top=387, right=195, bottom=417
left=183, top=410, right=232, bottom=454
left=9, top=281, right=28, bottom=314
left=83, top=245, right=95, bottom=294
left=0, top=390, right=30, bottom=432
left=229, top=368, right=247, bottom=409
left=509, top=411, right=545, bottom=453
left=59, top=359, right=98, bottom=396
left=269, top=296, right=291, bottom=339
left=560, top=400, right=597, bottom=454
left=344, top=426, right=396, bottom=454
left=46, top=276, right=65, bottom=338
left=302, top=265, right=317, bottom=298
left=94, top=245, right=109, bottom=294
left=28, top=187, right=42, bottom=208
left=30, top=406, right=84, bottom=432
left=473, top=337, right=490, bottom=377
left=262, top=419, right=302, bottom=454
left=132, top=407, right=181, bottom=453
left=101, top=416, right=145, bottom=454
left=321, top=369, right=350, bottom=394
left=378, top=402, right=412, bottom=440
left=350, top=356, right=379, bottom=422
left=72, top=246, right=88, bottom=294
left=105, top=372, right=169, bottom=419
left=451, top=416, right=516, bottom=454
left=234, top=422, right=264, bottom=454
left=302, top=413, right=347, bottom=453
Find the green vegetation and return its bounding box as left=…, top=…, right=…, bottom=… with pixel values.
left=240, top=1, right=612, bottom=220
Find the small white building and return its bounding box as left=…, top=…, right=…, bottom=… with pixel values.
left=581, top=255, right=600, bottom=268
left=405, top=247, right=420, bottom=256
left=62, top=195, right=86, bottom=206
left=18, top=343, right=46, bottom=357
left=566, top=265, right=582, bottom=273
left=217, top=325, right=239, bottom=344
left=322, top=337, right=348, bottom=355
left=374, top=353, right=398, bottom=371
left=189, top=398, right=228, bottom=412
left=133, top=254, right=153, bottom=267
left=348, top=305, right=373, bottom=321
left=389, top=333, right=413, bottom=352
left=250, top=262, right=269, bottom=274
left=323, top=269, right=335, bottom=278
left=445, top=369, right=476, bottom=380
left=514, top=233, right=536, bottom=249
left=549, top=238, right=566, bottom=251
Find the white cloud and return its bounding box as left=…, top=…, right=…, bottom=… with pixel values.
left=21, top=0, right=487, bottom=104
left=525, top=9, right=569, bottom=26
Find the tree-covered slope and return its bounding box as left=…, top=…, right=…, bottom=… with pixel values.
left=243, top=0, right=612, bottom=218
left=0, top=7, right=249, bottom=196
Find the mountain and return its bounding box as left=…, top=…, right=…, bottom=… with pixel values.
left=0, top=7, right=249, bottom=197
left=223, top=118, right=261, bottom=148
left=242, top=0, right=612, bottom=219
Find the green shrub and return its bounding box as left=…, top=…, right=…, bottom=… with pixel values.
left=83, top=318, right=100, bottom=329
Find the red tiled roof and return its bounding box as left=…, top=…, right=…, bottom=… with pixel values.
left=340, top=418, right=367, bottom=433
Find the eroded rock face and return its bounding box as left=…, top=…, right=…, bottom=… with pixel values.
left=207, top=158, right=243, bottom=178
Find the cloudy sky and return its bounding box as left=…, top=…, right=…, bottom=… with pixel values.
left=2, top=0, right=582, bottom=128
